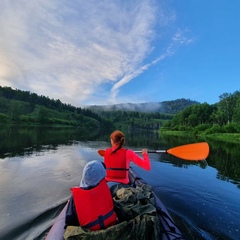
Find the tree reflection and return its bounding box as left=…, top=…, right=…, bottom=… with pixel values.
left=0, top=126, right=239, bottom=187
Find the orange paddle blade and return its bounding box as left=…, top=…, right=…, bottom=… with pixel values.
left=167, top=142, right=209, bottom=161
left=98, top=149, right=105, bottom=157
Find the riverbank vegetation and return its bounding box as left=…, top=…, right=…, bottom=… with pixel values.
left=161, top=91, right=240, bottom=143
left=1, top=86, right=240, bottom=143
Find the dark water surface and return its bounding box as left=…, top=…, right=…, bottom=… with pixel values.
left=0, top=126, right=239, bottom=240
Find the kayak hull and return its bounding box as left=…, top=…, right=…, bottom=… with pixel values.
left=45, top=167, right=185, bottom=240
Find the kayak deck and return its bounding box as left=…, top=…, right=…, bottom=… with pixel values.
left=45, top=167, right=185, bottom=240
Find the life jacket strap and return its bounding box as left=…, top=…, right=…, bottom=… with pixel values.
left=106, top=167, right=129, bottom=171
left=82, top=209, right=115, bottom=229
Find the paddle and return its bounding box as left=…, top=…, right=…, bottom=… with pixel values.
left=98, top=142, right=209, bottom=161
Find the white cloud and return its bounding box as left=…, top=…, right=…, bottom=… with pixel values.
left=0, top=0, right=191, bottom=106
left=110, top=28, right=194, bottom=103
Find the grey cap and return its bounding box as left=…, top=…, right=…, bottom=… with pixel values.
left=80, top=160, right=106, bottom=188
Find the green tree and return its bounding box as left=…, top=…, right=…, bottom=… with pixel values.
left=218, top=93, right=235, bottom=124
left=36, top=106, right=49, bottom=123
left=233, top=95, right=240, bottom=123
left=9, top=102, right=22, bottom=121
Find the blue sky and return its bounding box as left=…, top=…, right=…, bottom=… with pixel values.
left=0, top=1, right=239, bottom=107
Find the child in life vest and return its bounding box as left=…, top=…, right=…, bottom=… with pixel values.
left=104, top=130, right=151, bottom=185
left=68, top=160, right=117, bottom=230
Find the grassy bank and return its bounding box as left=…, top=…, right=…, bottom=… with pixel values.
left=203, top=133, right=240, bottom=143
left=160, top=130, right=193, bottom=136
left=160, top=130, right=240, bottom=144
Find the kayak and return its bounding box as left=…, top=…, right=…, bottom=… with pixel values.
left=45, top=167, right=185, bottom=240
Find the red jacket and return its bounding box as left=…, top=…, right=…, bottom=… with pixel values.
left=104, top=148, right=128, bottom=183
left=71, top=179, right=117, bottom=231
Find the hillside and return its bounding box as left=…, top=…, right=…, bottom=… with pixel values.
left=87, top=98, right=200, bottom=114
left=0, top=86, right=200, bottom=131
left=0, top=86, right=113, bottom=129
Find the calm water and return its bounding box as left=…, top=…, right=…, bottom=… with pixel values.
left=0, top=126, right=239, bottom=240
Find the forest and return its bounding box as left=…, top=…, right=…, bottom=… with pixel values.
left=0, top=86, right=181, bottom=131
left=162, top=91, right=240, bottom=135
left=1, top=86, right=240, bottom=136
left=0, top=86, right=114, bottom=130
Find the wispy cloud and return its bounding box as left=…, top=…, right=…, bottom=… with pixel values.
left=111, top=29, right=194, bottom=101
left=0, top=0, right=192, bottom=106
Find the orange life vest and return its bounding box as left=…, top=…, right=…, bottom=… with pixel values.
left=104, top=148, right=128, bottom=182
left=71, top=179, right=117, bottom=231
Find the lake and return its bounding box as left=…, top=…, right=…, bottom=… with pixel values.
left=0, top=126, right=239, bottom=240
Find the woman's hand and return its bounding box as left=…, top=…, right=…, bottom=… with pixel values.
left=142, top=148, right=148, bottom=155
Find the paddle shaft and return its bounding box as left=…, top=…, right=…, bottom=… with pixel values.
left=134, top=150, right=166, bottom=153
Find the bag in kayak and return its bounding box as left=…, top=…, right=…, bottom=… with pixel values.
left=65, top=196, right=79, bottom=226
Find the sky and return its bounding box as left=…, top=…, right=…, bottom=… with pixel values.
left=0, top=0, right=240, bottom=107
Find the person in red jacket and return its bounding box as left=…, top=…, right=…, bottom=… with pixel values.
left=70, top=160, right=117, bottom=230
left=104, top=130, right=151, bottom=184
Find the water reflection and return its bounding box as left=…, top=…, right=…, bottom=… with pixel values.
left=206, top=139, right=240, bottom=188
left=0, top=125, right=110, bottom=158
left=160, top=153, right=209, bottom=169
left=0, top=126, right=240, bottom=240
left=0, top=126, right=239, bottom=186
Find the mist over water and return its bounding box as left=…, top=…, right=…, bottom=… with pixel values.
left=0, top=126, right=239, bottom=240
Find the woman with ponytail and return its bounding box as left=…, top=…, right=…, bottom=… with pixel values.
left=104, top=130, right=151, bottom=184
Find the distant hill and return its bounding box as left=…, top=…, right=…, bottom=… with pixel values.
left=0, top=86, right=199, bottom=115
left=87, top=98, right=200, bottom=114
left=0, top=86, right=114, bottom=129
